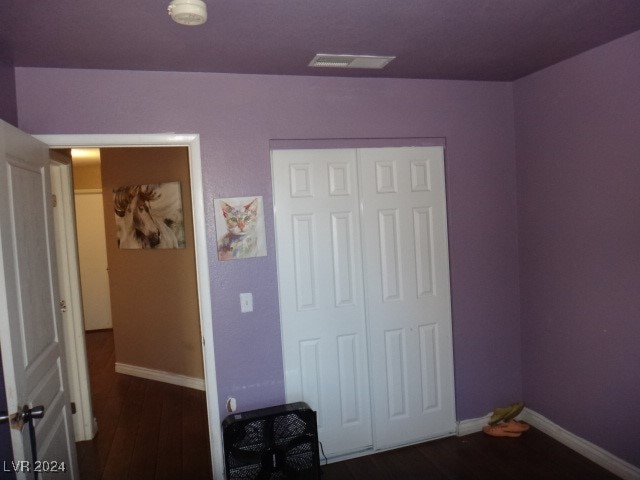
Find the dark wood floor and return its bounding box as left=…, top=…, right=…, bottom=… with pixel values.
left=77, top=330, right=619, bottom=479
left=76, top=330, right=212, bottom=480
left=323, top=427, right=620, bottom=479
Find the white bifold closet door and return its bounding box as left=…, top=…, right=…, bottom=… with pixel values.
left=357, top=147, right=455, bottom=448
left=272, top=146, right=455, bottom=458
left=272, top=149, right=372, bottom=457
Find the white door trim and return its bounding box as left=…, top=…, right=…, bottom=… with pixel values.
left=35, top=134, right=223, bottom=480
left=50, top=157, right=97, bottom=441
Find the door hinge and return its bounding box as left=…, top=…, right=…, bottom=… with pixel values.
left=71, top=402, right=77, bottom=415
left=52, top=194, right=57, bottom=207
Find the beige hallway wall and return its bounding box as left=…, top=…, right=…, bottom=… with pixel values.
left=100, top=147, right=204, bottom=380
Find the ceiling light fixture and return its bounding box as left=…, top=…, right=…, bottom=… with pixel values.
left=168, top=0, right=207, bottom=26
left=70, top=148, right=101, bottom=166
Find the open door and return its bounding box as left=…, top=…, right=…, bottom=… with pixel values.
left=0, top=120, right=79, bottom=478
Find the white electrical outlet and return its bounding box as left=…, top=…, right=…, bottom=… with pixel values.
left=240, top=293, right=253, bottom=313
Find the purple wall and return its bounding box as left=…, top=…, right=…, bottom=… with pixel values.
left=515, top=31, right=640, bottom=466
left=0, top=62, right=18, bottom=127
left=14, top=69, right=522, bottom=422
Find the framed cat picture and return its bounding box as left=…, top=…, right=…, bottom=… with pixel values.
left=214, top=196, right=267, bottom=261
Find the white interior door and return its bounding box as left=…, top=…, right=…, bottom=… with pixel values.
left=74, top=191, right=112, bottom=331
left=274, top=146, right=455, bottom=458
left=273, top=149, right=373, bottom=458
left=0, top=120, right=79, bottom=478
left=359, top=147, right=455, bottom=449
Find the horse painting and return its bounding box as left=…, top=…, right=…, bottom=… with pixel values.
left=113, top=183, right=183, bottom=249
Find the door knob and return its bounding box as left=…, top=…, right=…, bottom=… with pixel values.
left=0, top=405, right=45, bottom=431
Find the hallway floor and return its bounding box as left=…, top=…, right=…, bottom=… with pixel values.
left=76, top=330, right=212, bottom=479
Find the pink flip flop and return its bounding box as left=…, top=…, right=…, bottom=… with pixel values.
left=502, top=419, right=530, bottom=433
left=482, top=424, right=522, bottom=438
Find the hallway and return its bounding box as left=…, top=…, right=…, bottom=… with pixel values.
left=76, top=330, right=212, bottom=479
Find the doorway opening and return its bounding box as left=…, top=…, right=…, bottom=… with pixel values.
left=39, top=134, right=223, bottom=479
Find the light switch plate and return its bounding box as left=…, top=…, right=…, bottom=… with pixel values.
left=240, top=293, right=253, bottom=313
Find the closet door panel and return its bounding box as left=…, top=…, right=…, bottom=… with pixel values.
left=359, top=146, right=455, bottom=449
left=273, top=149, right=373, bottom=458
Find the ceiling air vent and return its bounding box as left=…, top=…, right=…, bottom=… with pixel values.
left=309, top=54, right=395, bottom=69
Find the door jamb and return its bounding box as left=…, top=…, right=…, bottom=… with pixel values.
left=36, top=134, right=223, bottom=479
left=50, top=154, right=97, bottom=441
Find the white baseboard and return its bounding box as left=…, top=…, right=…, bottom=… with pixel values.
left=115, top=362, right=205, bottom=391
left=456, top=412, right=492, bottom=436
left=522, top=408, right=640, bottom=480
